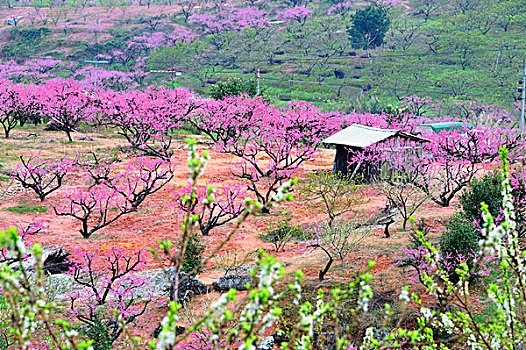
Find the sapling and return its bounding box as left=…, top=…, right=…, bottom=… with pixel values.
left=373, top=180, right=429, bottom=230
left=180, top=233, right=205, bottom=274
left=53, top=185, right=133, bottom=239
left=11, top=153, right=77, bottom=202
left=299, top=171, right=367, bottom=227
left=175, top=182, right=247, bottom=236
left=305, top=215, right=372, bottom=281
left=66, top=247, right=152, bottom=348
left=213, top=248, right=257, bottom=276
left=259, top=215, right=302, bottom=253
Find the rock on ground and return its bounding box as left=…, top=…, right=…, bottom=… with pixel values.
left=138, top=268, right=209, bottom=301
left=212, top=275, right=252, bottom=292
left=257, top=336, right=274, bottom=350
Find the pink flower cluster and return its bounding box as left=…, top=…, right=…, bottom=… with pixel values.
left=276, top=6, right=313, bottom=24
left=0, top=79, right=43, bottom=137
left=174, top=181, right=248, bottom=235
left=189, top=6, right=270, bottom=34
left=355, top=123, right=524, bottom=206
left=0, top=58, right=61, bottom=83
left=392, top=246, right=494, bottom=284
left=65, top=246, right=157, bottom=342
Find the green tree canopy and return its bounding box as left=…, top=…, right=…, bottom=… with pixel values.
left=347, top=6, right=391, bottom=50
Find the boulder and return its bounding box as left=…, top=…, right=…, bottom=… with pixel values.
left=225, top=264, right=255, bottom=275
left=10, top=245, right=72, bottom=274
left=44, top=273, right=79, bottom=301
left=139, top=268, right=208, bottom=301
left=257, top=336, right=274, bottom=350
left=212, top=275, right=252, bottom=292
left=173, top=271, right=208, bottom=301
left=42, top=245, right=72, bottom=274
left=44, top=121, right=62, bottom=131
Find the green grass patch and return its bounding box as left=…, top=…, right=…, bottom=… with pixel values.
left=6, top=204, right=48, bottom=213
left=175, top=128, right=196, bottom=135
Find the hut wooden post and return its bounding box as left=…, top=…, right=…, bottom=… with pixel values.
left=333, top=145, right=348, bottom=177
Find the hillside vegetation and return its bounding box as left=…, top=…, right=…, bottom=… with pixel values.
left=0, top=0, right=524, bottom=114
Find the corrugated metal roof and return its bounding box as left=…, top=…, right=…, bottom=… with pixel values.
left=322, top=124, right=427, bottom=148
left=419, top=122, right=471, bottom=133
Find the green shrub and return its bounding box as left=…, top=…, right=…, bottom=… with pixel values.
left=299, top=171, right=365, bottom=227
left=459, top=171, right=526, bottom=237
left=259, top=216, right=304, bottom=252
left=460, top=171, right=502, bottom=223
left=181, top=233, right=205, bottom=274
left=81, top=318, right=112, bottom=350
left=210, top=77, right=259, bottom=99
left=440, top=214, right=479, bottom=258
left=439, top=214, right=480, bottom=281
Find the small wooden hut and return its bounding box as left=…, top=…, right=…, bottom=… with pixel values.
left=322, top=124, right=428, bottom=182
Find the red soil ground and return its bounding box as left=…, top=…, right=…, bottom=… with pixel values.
left=0, top=128, right=457, bottom=282
left=0, top=128, right=463, bottom=341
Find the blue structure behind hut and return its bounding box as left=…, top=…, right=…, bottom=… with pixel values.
left=322, top=124, right=428, bottom=182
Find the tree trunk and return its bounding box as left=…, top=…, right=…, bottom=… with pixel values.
left=319, top=257, right=333, bottom=281
left=384, top=222, right=391, bottom=238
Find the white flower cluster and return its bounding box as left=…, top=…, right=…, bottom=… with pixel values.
left=399, top=288, right=410, bottom=303
left=295, top=293, right=331, bottom=350
left=270, top=178, right=297, bottom=204
left=238, top=259, right=284, bottom=339
left=156, top=312, right=179, bottom=350
left=357, top=280, right=373, bottom=312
